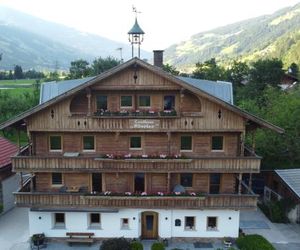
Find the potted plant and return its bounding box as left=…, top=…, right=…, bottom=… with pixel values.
left=31, top=233, right=45, bottom=246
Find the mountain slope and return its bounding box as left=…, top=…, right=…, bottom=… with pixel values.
left=164, top=3, right=300, bottom=72
left=0, top=6, right=150, bottom=70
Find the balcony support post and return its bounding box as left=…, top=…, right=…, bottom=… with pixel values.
left=167, top=172, right=171, bottom=193
left=249, top=173, right=253, bottom=191
left=102, top=173, right=106, bottom=192
left=30, top=173, right=34, bottom=191
left=86, top=88, right=91, bottom=116
left=167, top=132, right=171, bottom=155
left=240, top=131, right=245, bottom=156
left=238, top=173, right=242, bottom=194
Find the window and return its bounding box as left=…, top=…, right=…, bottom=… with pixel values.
left=130, top=136, right=141, bottom=149
left=164, top=95, right=175, bottom=110
left=50, top=136, right=62, bottom=151
left=52, top=173, right=63, bottom=185
left=185, top=216, right=195, bottom=230
left=83, top=136, right=95, bottom=151
left=180, top=135, right=192, bottom=151
left=121, top=96, right=132, bottom=107
left=210, top=173, right=221, bottom=194
left=180, top=173, right=193, bottom=187
left=89, top=213, right=101, bottom=227
left=212, top=136, right=223, bottom=151
left=139, top=96, right=151, bottom=107
left=96, top=95, right=107, bottom=111
left=121, top=218, right=129, bottom=229
left=54, top=213, right=65, bottom=228
left=207, top=217, right=218, bottom=231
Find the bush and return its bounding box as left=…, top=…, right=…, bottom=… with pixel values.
left=0, top=203, right=3, bottom=213
left=131, top=241, right=143, bottom=250
left=100, top=238, right=131, bottom=250
left=151, top=242, right=165, bottom=250
left=236, top=234, right=275, bottom=250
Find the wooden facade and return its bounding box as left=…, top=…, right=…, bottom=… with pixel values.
left=2, top=58, right=281, bottom=211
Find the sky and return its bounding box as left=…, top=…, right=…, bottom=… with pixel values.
left=1, top=0, right=300, bottom=51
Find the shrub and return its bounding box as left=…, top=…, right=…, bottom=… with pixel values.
left=0, top=203, right=3, bottom=213
left=236, top=234, right=275, bottom=250
left=100, top=238, right=131, bottom=250
left=151, top=242, right=165, bottom=250
left=131, top=241, right=143, bottom=250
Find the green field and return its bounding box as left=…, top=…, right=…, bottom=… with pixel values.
left=0, top=79, right=37, bottom=85
left=0, top=88, right=36, bottom=95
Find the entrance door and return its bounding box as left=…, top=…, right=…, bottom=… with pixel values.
left=141, top=212, right=158, bottom=239
left=92, top=173, right=102, bottom=193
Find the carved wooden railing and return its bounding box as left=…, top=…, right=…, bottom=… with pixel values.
left=12, top=155, right=261, bottom=173
left=14, top=192, right=257, bottom=210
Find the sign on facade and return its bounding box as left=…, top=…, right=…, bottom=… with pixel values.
left=129, top=119, right=160, bottom=129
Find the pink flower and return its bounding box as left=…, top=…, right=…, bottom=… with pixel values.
left=125, top=192, right=132, bottom=196
left=141, top=192, right=147, bottom=196
left=175, top=192, right=181, bottom=195
left=124, top=154, right=132, bottom=158
left=160, top=154, right=167, bottom=159
left=142, top=154, right=148, bottom=158
left=104, top=191, right=111, bottom=195
left=157, top=192, right=164, bottom=196
left=190, top=192, right=196, bottom=196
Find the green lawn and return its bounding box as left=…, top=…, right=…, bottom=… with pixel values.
left=1, top=88, right=36, bottom=95
left=0, top=79, right=37, bottom=85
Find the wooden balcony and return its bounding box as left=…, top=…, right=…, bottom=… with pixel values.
left=28, top=115, right=245, bottom=132
left=14, top=192, right=257, bottom=210
left=12, top=155, right=261, bottom=173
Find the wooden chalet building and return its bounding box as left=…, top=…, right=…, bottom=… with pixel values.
left=0, top=56, right=283, bottom=239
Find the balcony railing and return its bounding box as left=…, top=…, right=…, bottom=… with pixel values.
left=14, top=191, right=257, bottom=210
left=12, top=155, right=261, bottom=173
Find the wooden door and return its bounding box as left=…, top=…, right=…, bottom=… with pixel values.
left=141, top=212, right=158, bottom=239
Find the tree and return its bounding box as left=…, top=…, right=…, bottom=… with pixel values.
left=91, top=57, right=120, bottom=75
left=193, top=58, right=226, bottom=81
left=249, top=59, right=284, bottom=86
left=14, top=65, right=23, bottom=79
left=69, top=59, right=91, bottom=79
left=226, top=60, right=249, bottom=87
left=162, top=63, right=179, bottom=75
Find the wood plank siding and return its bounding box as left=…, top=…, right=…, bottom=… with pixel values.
left=32, top=132, right=240, bottom=157
left=12, top=156, right=261, bottom=173
left=14, top=192, right=258, bottom=210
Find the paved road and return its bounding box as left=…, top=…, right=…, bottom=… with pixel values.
left=241, top=209, right=300, bottom=250
left=0, top=207, right=30, bottom=250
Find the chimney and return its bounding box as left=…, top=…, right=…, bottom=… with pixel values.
left=153, top=50, right=164, bottom=68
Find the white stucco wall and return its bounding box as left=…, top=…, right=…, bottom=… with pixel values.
left=29, top=208, right=239, bottom=238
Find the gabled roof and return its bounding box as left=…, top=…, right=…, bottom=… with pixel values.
left=275, top=169, right=300, bottom=199
left=0, top=57, right=284, bottom=133
left=0, top=137, right=18, bottom=168
left=40, top=77, right=95, bottom=104
left=176, top=76, right=233, bottom=104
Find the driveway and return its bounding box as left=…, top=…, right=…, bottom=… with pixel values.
left=240, top=209, right=300, bottom=250
left=0, top=207, right=30, bottom=250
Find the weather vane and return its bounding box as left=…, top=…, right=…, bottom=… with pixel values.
left=132, top=6, right=141, bottom=18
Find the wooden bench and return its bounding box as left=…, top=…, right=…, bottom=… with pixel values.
left=66, top=232, right=95, bottom=246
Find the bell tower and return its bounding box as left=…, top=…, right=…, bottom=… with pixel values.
left=128, top=7, right=145, bottom=58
